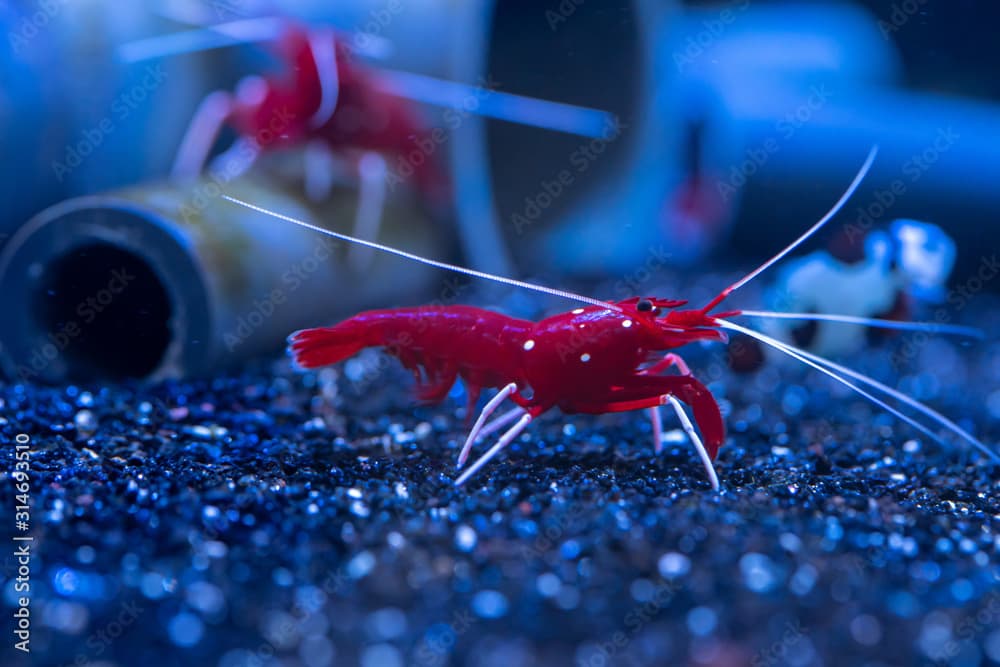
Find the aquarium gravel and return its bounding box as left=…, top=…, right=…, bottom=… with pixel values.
left=2, top=300, right=999, bottom=667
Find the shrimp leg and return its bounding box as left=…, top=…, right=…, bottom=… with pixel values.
left=641, top=353, right=692, bottom=453
left=457, top=383, right=519, bottom=467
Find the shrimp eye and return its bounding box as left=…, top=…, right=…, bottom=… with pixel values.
left=636, top=299, right=654, bottom=312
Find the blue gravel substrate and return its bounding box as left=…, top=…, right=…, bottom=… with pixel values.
left=2, top=299, right=999, bottom=667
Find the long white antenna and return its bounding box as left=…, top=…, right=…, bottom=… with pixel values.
left=370, top=69, right=615, bottom=138
left=120, top=18, right=393, bottom=63
left=119, top=18, right=286, bottom=63
left=717, top=319, right=999, bottom=462
left=700, top=146, right=879, bottom=314
left=751, top=324, right=998, bottom=462
left=223, top=195, right=619, bottom=310
left=718, top=320, right=946, bottom=445
left=732, top=146, right=880, bottom=292
left=120, top=19, right=614, bottom=138
left=737, top=310, right=984, bottom=339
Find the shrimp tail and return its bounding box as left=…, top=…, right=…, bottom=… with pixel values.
left=287, top=323, right=370, bottom=370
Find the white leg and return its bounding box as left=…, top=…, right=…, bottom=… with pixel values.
left=477, top=406, right=527, bottom=441
left=307, top=28, right=340, bottom=129
left=649, top=406, right=664, bottom=454
left=172, top=90, right=233, bottom=180
left=664, top=395, right=720, bottom=491
left=207, top=137, right=259, bottom=181
left=457, top=383, right=517, bottom=467
left=349, top=152, right=388, bottom=271
left=455, top=413, right=533, bottom=487
left=304, top=140, right=337, bottom=202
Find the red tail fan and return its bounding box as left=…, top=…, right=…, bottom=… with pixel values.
left=288, top=326, right=368, bottom=370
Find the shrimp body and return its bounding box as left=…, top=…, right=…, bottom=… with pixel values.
left=291, top=305, right=532, bottom=403
left=229, top=24, right=444, bottom=199
left=290, top=298, right=727, bottom=459
left=233, top=146, right=997, bottom=489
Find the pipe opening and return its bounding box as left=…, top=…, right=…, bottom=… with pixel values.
left=34, top=243, right=173, bottom=380
left=486, top=0, right=640, bottom=243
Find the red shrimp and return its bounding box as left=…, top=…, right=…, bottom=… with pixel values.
left=124, top=15, right=615, bottom=206
left=167, top=20, right=446, bottom=203
left=122, top=15, right=615, bottom=271
left=225, top=146, right=998, bottom=489
left=289, top=299, right=729, bottom=487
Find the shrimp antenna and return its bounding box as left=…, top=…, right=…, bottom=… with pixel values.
left=736, top=310, right=985, bottom=340
left=119, top=20, right=613, bottom=137
left=119, top=18, right=291, bottom=63
left=369, top=69, right=614, bottom=138
left=716, top=319, right=1000, bottom=463
left=222, top=195, right=620, bottom=311
left=699, top=145, right=879, bottom=314
left=717, top=321, right=942, bottom=446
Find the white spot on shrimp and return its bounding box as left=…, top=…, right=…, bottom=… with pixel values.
left=580, top=353, right=591, bottom=363
left=523, top=340, right=535, bottom=351
left=622, top=320, right=633, bottom=328
left=572, top=308, right=585, bottom=314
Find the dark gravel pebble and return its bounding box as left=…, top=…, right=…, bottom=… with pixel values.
left=2, top=292, right=999, bottom=667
